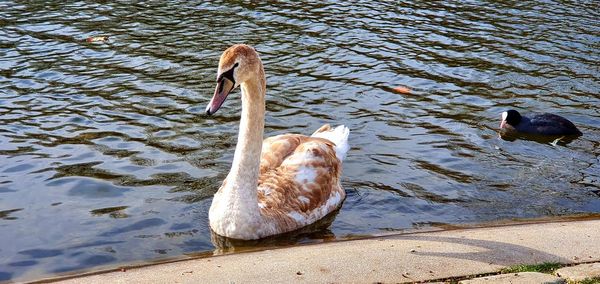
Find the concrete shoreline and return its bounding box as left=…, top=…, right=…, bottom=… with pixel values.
left=28, top=217, right=600, bottom=283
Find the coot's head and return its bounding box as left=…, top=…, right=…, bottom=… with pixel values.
left=500, top=109, right=522, bottom=129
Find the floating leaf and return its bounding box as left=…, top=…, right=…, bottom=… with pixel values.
left=392, top=86, right=411, bottom=94
left=86, top=36, right=110, bottom=43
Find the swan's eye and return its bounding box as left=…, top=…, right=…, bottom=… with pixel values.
left=217, top=63, right=239, bottom=83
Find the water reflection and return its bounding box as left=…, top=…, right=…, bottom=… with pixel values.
left=210, top=210, right=339, bottom=254
left=0, top=0, right=599, bottom=282
left=499, top=132, right=581, bottom=146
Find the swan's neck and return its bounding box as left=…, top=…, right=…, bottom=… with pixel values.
left=226, top=75, right=265, bottom=206
left=210, top=66, right=267, bottom=239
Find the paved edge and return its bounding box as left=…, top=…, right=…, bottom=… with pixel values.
left=459, top=272, right=566, bottom=284
left=555, top=263, right=600, bottom=282
left=26, top=218, right=600, bottom=283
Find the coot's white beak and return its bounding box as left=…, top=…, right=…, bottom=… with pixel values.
left=500, top=111, right=508, bottom=129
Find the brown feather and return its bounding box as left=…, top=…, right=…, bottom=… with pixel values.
left=256, top=134, right=345, bottom=233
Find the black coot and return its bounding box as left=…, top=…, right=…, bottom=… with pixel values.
left=500, top=109, right=582, bottom=136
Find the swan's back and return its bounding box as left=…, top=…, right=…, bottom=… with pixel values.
left=256, top=127, right=347, bottom=234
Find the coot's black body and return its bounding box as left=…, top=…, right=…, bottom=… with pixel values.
left=500, top=110, right=582, bottom=136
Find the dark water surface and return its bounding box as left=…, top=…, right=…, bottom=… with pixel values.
left=1, top=1, right=599, bottom=281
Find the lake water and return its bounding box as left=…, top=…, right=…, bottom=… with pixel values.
left=1, top=1, right=599, bottom=281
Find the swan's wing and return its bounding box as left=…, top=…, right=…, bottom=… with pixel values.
left=257, top=138, right=345, bottom=230
left=259, top=134, right=306, bottom=175
left=260, top=124, right=350, bottom=173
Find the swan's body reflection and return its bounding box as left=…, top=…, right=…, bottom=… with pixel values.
left=210, top=209, right=340, bottom=254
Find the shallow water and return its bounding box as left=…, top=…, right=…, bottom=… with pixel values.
left=1, top=1, right=599, bottom=281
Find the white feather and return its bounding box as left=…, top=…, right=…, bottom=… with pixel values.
left=295, top=165, right=317, bottom=183
left=311, top=125, right=350, bottom=161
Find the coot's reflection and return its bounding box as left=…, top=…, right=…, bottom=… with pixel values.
left=499, top=131, right=580, bottom=146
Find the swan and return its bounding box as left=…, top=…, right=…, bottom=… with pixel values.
left=205, top=44, right=350, bottom=240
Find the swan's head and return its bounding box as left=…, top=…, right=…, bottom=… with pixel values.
left=205, top=44, right=262, bottom=115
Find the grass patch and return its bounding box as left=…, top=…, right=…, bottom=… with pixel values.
left=574, top=276, right=600, bottom=284
left=500, top=262, right=562, bottom=274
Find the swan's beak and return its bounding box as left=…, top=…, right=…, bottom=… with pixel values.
left=206, top=78, right=235, bottom=115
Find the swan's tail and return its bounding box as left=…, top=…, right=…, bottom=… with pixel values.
left=311, top=124, right=350, bottom=162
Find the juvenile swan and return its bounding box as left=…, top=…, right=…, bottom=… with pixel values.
left=206, top=44, right=350, bottom=240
